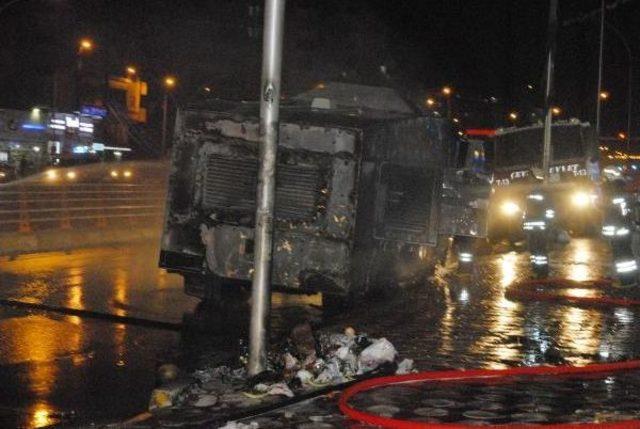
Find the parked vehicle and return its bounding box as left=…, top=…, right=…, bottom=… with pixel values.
left=159, top=83, right=487, bottom=311
left=0, top=163, right=16, bottom=183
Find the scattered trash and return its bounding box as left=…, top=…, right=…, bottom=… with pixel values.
left=357, top=338, right=397, bottom=373
left=218, top=421, right=259, bottom=429
left=148, top=379, right=193, bottom=411
left=148, top=322, right=415, bottom=423
left=396, top=358, right=416, bottom=375
left=192, top=394, right=218, bottom=408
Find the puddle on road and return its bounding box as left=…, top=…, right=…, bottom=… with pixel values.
left=348, top=370, right=640, bottom=425
left=0, top=315, right=86, bottom=366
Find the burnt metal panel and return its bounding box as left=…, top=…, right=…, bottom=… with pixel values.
left=202, top=154, right=325, bottom=222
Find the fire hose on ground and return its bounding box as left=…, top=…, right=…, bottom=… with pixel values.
left=338, top=277, right=640, bottom=428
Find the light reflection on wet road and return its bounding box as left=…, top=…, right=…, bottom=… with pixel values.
left=1, top=238, right=640, bottom=426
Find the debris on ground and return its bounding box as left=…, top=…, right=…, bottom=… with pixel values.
left=147, top=323, right=416, bottom=425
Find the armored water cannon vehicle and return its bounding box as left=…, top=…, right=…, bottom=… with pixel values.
left=159, top=83, right=488, bottom=309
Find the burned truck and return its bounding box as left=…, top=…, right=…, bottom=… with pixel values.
left=159, top=83, right=483, bottom=307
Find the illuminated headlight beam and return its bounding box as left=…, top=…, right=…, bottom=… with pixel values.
left=616, top=260, right=637, bottom=273
left=458, top=252, right=473, bottom=263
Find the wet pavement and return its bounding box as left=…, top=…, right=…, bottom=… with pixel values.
left=2, top=237, right=640, bottom=427
left=0, top=243, right=194, bottom=428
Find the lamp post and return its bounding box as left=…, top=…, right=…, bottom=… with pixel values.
left=542, top=0, right=558, bottom=183
left=76, top=37, right=94, bottom=110
left=595, top=0, right=605, bottom=139
left=442, top=86, right=453, bottom=119
left=161, top=76, right=176, bottom=156
left=605, top=23, right=633, bottom=152
left=248, top=0, right=286, bottom=376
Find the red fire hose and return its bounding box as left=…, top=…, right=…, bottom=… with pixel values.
left=339, top=278, right=640, bottom=428
left=339, top=360, right=640, bottom=428
left=505, top=277, right=640, bottom=307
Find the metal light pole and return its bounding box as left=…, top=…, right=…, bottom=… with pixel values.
left=161, top=92, right=168, bottom=155
left=595, top=0, right=606, bottom=138
left=542, top=0, right=558, bottom=183
left=606, top=23, right=633, bottom=151
left=161, top=76, right=176, bottom=156
left=248, top=0, right=286, bottom=376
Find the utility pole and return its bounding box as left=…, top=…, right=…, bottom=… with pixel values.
left=595, top=0, right=606, bottom=139
left=161, top=92, right=168, bottom=155
left=542, top=0, right=558, bottom=183
left=248, top=0, right=286, bottom=376
left=160, top=76, right=176, bottom=156
left=606, top=24, right=633, bottom=152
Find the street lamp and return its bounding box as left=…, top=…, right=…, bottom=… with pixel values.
left=441, top=86, right=453, bottom=119
left=508, top=111, right=518, bottom=121
left=618, top=132, right=627, bottom=141
left=76, top=38, right=95, bottom=110
left=595, top=3, right=634, bottom=151
left=599, top=91, right=610, bottom=101
left=126, top=66, right=137, bottom=77
left=606, top=23, right=633, bottom=151
left=552, top=106, right=562, bottom=116
left=164, top=76, right=176, bottom=89
left=425, top=97, right=436, bottom=108
left=78, top=38, right=94, bottom=55
left=161, top=76, right=177, bottom=156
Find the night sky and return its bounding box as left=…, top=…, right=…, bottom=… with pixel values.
left=0, top=0, right=638, bottom=136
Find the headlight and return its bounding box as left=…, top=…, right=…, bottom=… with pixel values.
left=616, top=260, right=637, bottom=273
left=66, top=171, right=77, bottom=180
left=123, top=170, right=132, bottom=178
left=501, top=201, right=520, bottom=217
left=110, top=170, right=119, bottom=178
left=45, top=169, right=58, bottom=181
left=571, top=191, right=590, bottom=208
left=0, top=172, right=6, bottom=178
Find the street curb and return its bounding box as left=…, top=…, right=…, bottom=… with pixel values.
left=0, top=226, right=162, bottom=256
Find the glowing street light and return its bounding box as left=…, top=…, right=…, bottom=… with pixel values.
left=599, top=91, right=610, bottom=101
left=441, top=86, right=453, bottom=119
left=425, top=97, right=436, bottom=107
left=508, top=112, right=518, bottom=121
left=552, top=106, right=562, bottom=116
left=164, top=76, right=177, bottom=89
left=126, top=66, right=137, bottom=76
left=618, top=132, right=627, bottom=140
left=78, top=38, right=94, bottom=54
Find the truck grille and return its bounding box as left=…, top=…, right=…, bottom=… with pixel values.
left=203, top=155, right=325, bottom=221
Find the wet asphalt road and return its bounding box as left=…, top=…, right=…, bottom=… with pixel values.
left=2, top=237, right=640, bottom=427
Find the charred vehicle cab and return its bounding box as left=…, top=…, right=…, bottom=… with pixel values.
left=159, top=83, right=487, bottom=308
left=488, top=120, right=600, bottom=241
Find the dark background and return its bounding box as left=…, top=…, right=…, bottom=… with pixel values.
left=0, top=0, right=638, bottom=135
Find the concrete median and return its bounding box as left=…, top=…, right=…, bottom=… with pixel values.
left=0, top=223, right=162, bottom=256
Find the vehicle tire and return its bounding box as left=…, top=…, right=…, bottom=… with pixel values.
left=183, top=278, right=249, bottom=333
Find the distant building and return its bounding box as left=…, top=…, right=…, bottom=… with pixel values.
left=0, top=107, right=131, bottom=177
